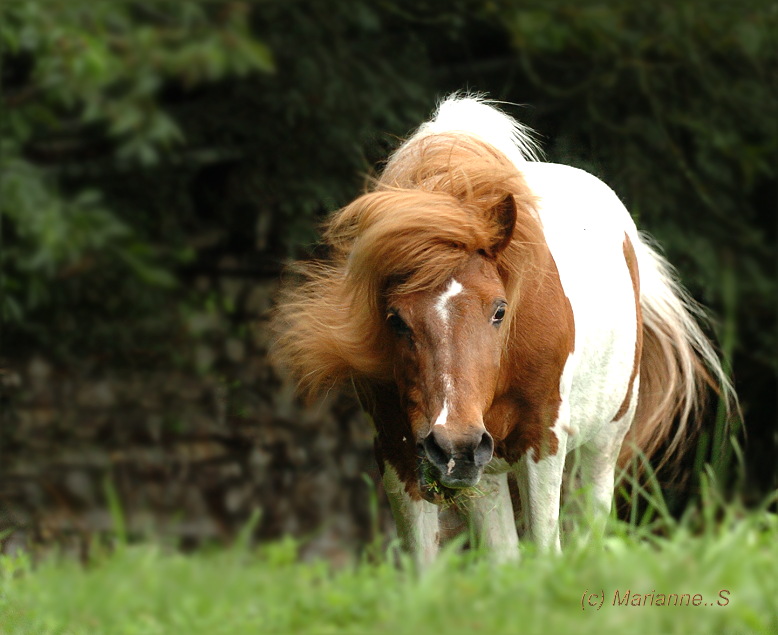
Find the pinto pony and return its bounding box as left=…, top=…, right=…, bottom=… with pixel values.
left=272, top=96, right=735, bottom=564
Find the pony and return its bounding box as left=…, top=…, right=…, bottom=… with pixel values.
left=271, top=95, right=736, bottom=565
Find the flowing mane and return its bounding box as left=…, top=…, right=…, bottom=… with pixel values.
left=272, top=133, right=544, bottom=399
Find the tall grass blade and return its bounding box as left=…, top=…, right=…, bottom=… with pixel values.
left=102, top=477, right=127, bottom=548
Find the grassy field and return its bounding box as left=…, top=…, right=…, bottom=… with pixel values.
left=1, top=494, right=777, bottom=635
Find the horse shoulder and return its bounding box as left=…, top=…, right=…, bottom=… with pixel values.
left=357, top=381, right=423, bottom=499
left=489, top=249, right=575, bottom=464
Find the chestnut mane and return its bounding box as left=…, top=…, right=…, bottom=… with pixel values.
left=272, top=133, right=545, bottom=398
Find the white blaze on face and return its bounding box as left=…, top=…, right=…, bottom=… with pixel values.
left=433, top=400, right=449, bottom=427
left=435, top=279, right=463, bottom=324
left=433, top=279, right=463, bottom=427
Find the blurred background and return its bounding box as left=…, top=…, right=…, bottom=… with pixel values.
left=1, top=1, right=775, bottom=561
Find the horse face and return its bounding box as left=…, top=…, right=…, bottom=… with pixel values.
left=386, top=253, right=506, bottom=494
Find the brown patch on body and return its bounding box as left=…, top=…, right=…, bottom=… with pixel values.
left=487, top=248, right=575, bottom=463
left=612, top=233, right=643, bottom=422
left=358, top=380, right=424, bottom=500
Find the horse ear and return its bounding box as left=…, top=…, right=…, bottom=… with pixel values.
left=486, top=194, right=517, bottom=256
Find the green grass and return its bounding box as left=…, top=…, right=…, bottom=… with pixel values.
left=1, top=498, right=777, bottom=635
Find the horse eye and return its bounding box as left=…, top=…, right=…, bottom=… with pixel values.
left=387, top=311, right=411, bottom=336
left=491, top=303, right=507, bottom=326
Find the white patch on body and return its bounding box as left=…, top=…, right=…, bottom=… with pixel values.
left=519, top=162, right=640, bottom=447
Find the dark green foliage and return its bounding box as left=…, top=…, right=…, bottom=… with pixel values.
left=1, top=2, right=273, bottom=358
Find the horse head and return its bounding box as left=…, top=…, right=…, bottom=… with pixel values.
left=382, top=195, right=518, bottom=495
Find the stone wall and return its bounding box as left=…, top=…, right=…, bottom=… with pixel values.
left=0, top=277, right=394, bottom=563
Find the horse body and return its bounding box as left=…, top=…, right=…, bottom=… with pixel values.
left=272, top=95, right=734, bottom=565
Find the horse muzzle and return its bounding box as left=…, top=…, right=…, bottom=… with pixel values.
left=419, top=426, right=494, bottom=492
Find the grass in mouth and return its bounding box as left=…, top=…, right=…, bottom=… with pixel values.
left=418, top=457, right=486, bottom=508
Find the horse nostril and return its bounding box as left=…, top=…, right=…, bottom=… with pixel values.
left=422, top=430, right=449, bottom=468
left=474, top=430, right=494, bottom=467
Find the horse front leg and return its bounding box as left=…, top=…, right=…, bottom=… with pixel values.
left=515, top=447, right=567, bottom=552
left=459, top=470, right=519, bottom=561
left=574, top=385, right=638, bottom=541
left=382, top=462, right=440, bottom=568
